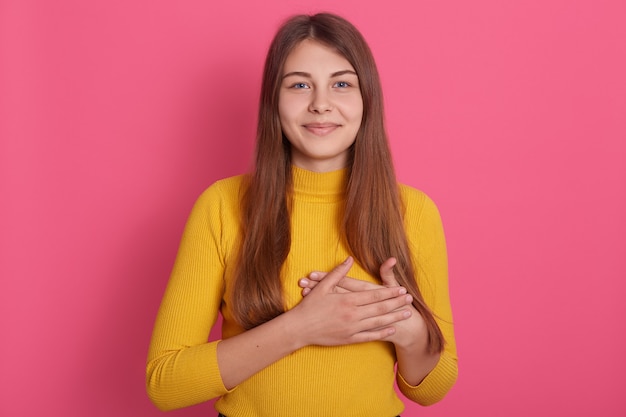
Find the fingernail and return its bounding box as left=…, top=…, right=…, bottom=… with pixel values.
left=299, top=278, right=309, bottom=285
left=343, top=256, right=352, bottom=265
left=405, top=295, right=413, bottom=303
left=398, top=287, right=407, bottom=295
left=403, top=310, right=412, bottom=318
left=310, top=272, right=318, bottom=279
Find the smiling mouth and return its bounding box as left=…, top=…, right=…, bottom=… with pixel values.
left=303, top=123, right=340, bottom=136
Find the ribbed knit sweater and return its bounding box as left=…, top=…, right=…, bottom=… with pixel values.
left=146, top=166, right=457, bottom=416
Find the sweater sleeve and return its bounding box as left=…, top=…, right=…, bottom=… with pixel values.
left=146, top=183, right=232, bottom=410
left=396, top=187, right=458, bottom=405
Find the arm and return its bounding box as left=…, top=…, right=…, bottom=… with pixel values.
left=145, top=184, right=230, bottom=410
left=395, top=189, right=458, bottom=405
left=379, top=258, right=441, bottom=388
left=217, top=257, right=414, bottom=389
left=146, top=184, right=414, bottom=410
left=298, top=190, right=458, bottom=405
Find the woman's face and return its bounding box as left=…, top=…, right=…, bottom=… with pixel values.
left=278, top=40, right=363, bottom=172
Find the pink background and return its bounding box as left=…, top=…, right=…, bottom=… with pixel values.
left=1, top=0, right=625, bottom=416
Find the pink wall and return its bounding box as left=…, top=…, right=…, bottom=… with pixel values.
left=1, top=0, right=625, bottom=415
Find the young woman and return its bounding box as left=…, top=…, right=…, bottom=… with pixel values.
left=146, top=13, right=457, bottom=417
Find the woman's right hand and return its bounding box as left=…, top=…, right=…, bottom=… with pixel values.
left=287, top=257, right=414, bottom=347
left=216, top=256, right=411, bottom=390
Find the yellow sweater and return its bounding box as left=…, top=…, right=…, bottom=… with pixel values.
left=146, top=166, right=457, bottom=416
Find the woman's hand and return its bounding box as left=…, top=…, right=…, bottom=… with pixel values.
left=298, top=257, right=427, bottom=349
left=287, top=257, right=414, bottom=347
left=298, top=257, right=440, bottom=385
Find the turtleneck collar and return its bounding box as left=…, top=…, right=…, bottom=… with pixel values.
left=291, top=165, right=348, bottom=202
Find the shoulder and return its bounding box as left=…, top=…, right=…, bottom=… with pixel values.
left=398, top=183, right=441, bottom=219
left=397, top=183, right=446, bottom=242
left=195, top=174, right=247, bottom=206
left=186, top=174, right=248, bottom=222
left=398, top=184, right=448, bottom=272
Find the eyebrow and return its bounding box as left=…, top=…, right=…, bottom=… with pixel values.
left=282, top=70, right=358, bottom=79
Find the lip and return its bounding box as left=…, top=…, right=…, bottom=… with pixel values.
left=303, top=123, right=340, bottom=136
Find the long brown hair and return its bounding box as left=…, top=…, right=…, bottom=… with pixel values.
left=231, top=13, right=444, bottom=354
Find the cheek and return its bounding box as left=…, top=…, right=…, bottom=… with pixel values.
left=342, top=95, right=364, bottom=122
left=277, top=98, right=287, bottom=123
left=278, top=97, right=297, bottom=125
left=278, top=102, right=296, bottom=142
left=355, top=96, right=364, bottom=118
left=354, top=103, right=364, bottom=122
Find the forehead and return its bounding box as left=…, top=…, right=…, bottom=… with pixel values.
left=282, top=39, right=356, bottom=74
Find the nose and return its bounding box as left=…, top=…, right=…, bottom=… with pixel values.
left=308, top=90, right=332, bottom=113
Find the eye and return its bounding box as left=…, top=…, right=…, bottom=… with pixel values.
left=291, top=82, right=310, bottom=89
left=334, top=81, right=350, bottom=88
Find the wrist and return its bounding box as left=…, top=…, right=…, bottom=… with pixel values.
left=279, top=308, right=309, bottom=351
left=393, top=311, right=428, bottom=351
